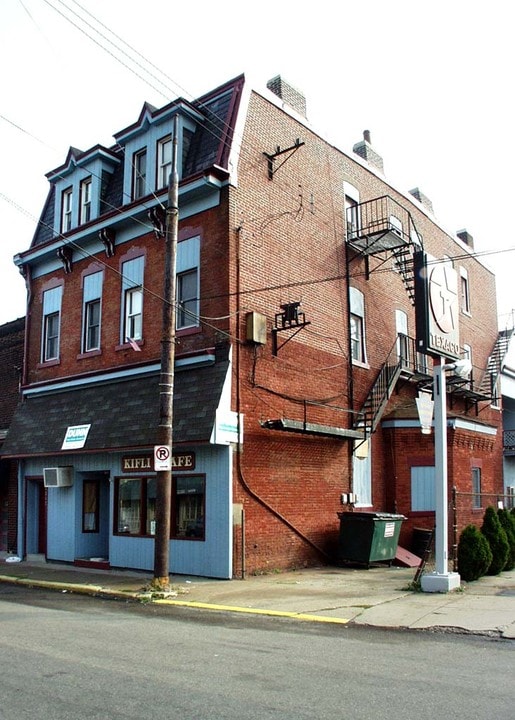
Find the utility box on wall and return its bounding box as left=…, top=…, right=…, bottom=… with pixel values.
left=246, top=311, right=267, bottom=345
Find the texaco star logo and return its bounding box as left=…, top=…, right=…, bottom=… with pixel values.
left=429, top=263, right=458, bottom=334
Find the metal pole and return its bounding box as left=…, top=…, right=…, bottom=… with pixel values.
left=152, top=114, right=179, bottom=590
left=434, top=357, right=448, bottom=576
left=421, top=355, right=460, bottom=592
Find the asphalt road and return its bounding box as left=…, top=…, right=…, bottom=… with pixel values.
left=0, top=584, right=513, bottom=719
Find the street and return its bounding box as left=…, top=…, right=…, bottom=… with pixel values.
left=0, top=584, right=513, bottom=719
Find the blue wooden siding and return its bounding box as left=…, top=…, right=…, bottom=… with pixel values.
left=22, top=445, right=232, bottom=578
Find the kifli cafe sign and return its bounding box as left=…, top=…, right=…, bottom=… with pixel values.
left=121, top=452, right=195, bottom=472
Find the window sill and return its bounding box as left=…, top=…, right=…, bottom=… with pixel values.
left=115, top=339, right=145, bottom=352
left=352, top=359, right=370, bottom=369
left=177, top=325, right=201, bottom=337
left=77, top=349, right=102, bottom=360
left=37, top=358, right=60, bottom=369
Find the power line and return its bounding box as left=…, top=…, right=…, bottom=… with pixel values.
left=7, top=1, right=514, bottom=317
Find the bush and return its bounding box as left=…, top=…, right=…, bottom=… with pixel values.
left=481, top=506, right=510, bottom=575
left=498, top=508, right=515, bottom=571
left=457, top=524, right=493, bottom=581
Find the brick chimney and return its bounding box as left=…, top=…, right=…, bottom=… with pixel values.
left=353, top=130, right=384, bottom=173
left=457, top=229, right=474, bottom=249
left=267, top=76, right=307, bottom=118
left=409, top=187, right=434, bottom=214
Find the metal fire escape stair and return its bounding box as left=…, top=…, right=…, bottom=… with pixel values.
left=355, top=341, right=404, bottom=437
left=391, top=245, right=416, bottom=305
left=478, top=327, right=514, bottom=398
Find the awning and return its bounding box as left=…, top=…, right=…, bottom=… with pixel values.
left=1, top=358, right=229, bottom=458
left=260, top=418, right=364, bottom=440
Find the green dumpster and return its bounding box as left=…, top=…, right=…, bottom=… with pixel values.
left=337, top=511, right=406, bottom=567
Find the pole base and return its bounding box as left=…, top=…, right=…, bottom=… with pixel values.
left=421, top=571, right=461, bottom=593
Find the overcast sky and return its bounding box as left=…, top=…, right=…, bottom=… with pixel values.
left=1, top=0, right=513, bottom=328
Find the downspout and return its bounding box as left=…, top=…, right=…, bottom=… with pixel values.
left=20, top=264, right=32, bottom=388
left=344, top=239, right=356, bottom=497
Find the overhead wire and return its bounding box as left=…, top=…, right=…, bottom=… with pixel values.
left=6, top=0, right=514, bottom=322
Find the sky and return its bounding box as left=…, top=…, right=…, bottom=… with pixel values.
left=1, top=0, right=514, bottom=328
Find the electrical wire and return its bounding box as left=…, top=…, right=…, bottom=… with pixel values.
left=5, top=1, right=514, bottom=322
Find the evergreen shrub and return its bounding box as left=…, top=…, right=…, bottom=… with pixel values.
left=481, top=506, right=509, bottom=575
left=457, top=524, right=492, bottom=581
left=498, top=508, right=515, bottom=571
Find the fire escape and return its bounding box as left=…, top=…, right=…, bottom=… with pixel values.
left=346, top=195, right=494, bottom=437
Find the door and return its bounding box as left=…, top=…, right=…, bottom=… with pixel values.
left=25, top=477, right=47, bottom=556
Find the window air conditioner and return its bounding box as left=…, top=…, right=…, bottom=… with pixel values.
left=43, top=466, right=74, bottom=488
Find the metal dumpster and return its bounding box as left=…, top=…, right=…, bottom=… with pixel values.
left=338, top=511, right=406, bottom=567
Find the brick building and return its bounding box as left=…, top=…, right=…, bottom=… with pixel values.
left=0, top=317, right=25, bottom=553
left=1, top=74, right=503, bottom=577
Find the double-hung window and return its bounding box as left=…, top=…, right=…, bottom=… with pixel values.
left=176, top=236, right=200, bottom=331
left=61, top=188, right=73, bottom=233
left=157, top=135, right=172, bottom=189
left=41, top=286, right=63, bottom=362
left=460, top=267, right=471, bottom=314
left=349, top=287, right=366, bottom=363
left=82, top=271, right=103, bottom=352
left=121, top=256, right=144, bottom=343
left=177, top=269, right=198, bottom=329
left=472, top=467, right=482, bottom=509
left=80, top=177, right=92, bottom=224
left=133, top=149, right=147, bottom=200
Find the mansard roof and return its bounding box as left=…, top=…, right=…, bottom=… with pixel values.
left=29, top=74, right=245, bottom=249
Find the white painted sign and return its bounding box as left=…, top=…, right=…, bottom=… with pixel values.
left=384, top=522, right=395, bottom=538
left=154, top=445, right=172, bottom=471
left=61, top=424, right=91, bottom=450
left=212, top=410, right=243, bottom=445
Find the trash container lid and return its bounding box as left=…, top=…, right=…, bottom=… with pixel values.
left=337, top=511, right=406, bottom=520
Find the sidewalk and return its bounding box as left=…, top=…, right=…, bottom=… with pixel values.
left=1, top=554, right=514, bottom=638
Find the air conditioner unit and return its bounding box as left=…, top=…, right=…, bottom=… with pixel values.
left=43, top=466, right=74, bottom=488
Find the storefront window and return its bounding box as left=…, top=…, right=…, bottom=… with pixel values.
left=116, top=477, right=156, bottom=536
left=114, top=475, right=204, bottom=539
left=172, top=475, right=205, bottom=540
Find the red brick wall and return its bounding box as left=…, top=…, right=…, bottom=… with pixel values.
left=24, top=200, right=231, bottom=386
left=228, top=90, right=502, bottom=574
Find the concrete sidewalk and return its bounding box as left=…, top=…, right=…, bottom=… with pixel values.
left=1, top=554, right=514, bottom=638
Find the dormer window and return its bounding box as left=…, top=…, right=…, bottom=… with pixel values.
left=80, top=177, right=92, bottom=224
left=157, top=135, right=172, bottom=189
left=61, top=187, right=73, bottom=233
left=133, top=149, right=147, bottom=200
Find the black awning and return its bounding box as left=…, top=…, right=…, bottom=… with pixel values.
left=1, top=359, right=229, bottom=458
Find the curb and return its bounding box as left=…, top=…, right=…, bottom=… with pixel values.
left=0, top=574, right=141, bottom=601
left=0, top=573, right=350, bottom=624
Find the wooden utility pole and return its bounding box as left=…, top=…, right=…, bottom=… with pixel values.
left=152, top=114, right=179, bottom=590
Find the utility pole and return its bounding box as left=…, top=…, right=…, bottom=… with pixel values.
left=152, top=113, right=179, bottom=590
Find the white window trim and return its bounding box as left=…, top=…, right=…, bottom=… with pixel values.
left=80, top=177, right=92, bottom=225
left=133, top=149, right=147, bottom=200
left=61, top=188, right=73, bottom=233
left=157, top=135, right=172, bottom=190
left=349, top=287, right=367, bottom=365
left=460, top=267, right=471, bottom=315
left=41, top=286, right=63, bottom=362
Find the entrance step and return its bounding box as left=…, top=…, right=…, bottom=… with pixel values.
left=25, top=554, right=46, bottom=563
